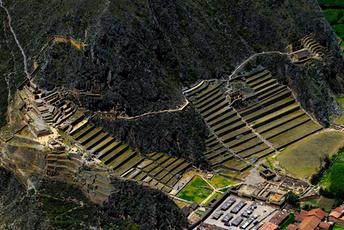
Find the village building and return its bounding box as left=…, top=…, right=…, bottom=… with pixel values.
left=329, top=204, right=344, bottom=226
left=259, top=210, right=290, bottom=230
left=287, top=208, right=332, bottom=230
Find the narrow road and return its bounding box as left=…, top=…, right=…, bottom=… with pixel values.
left=0, top=0, right=30, bottom=79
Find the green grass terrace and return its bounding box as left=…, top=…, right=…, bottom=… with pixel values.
left=276, top=131, right=344, bottom=179
left=177, top=176, right=213, bottom=203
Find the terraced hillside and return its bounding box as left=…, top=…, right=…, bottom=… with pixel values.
left=124, top=152, right=191, bottom=193
left=60, top=111, right=192, bottom=193
left=185, top=68, right=323, bottom=172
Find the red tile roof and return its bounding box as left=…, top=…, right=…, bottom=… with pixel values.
left=287, top=224, right=298, bottom=230
left=299, top=216, right=322, bottom=230
left=296, top=210, right=309, bottom=222
left=331, top=204, right=344, bottom=219
left=307, top=209, right=327, bottom=220
left=260, top=222, right=278, bottom=230
left=319, top=222, right=332, bottom=230
left=334, top=204, right=344, bottom=213
left=270, top=211, right=290, bottom=225
left=330, top=210, right=342, bottom=219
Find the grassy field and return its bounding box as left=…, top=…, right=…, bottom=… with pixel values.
left=318, top=0, right=344, bottom=53
left=301, top=196, right=335, bottom=212
left=208, top=175, right=235, bottom=189
left=334, top=97, right=344, bottom=124
left=204, top=192, right=223, bottom=206
left=318, top=0, right=344, bottom=7
left=334, top=224, right=344, bottom=230
left=319, top=150, right=344, bottom=199
left=177, top=176, right=213, bottom=203
left=276, top=131, right=344, bottom=179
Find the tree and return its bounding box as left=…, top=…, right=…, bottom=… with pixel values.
left=285, top=192, right=300, bottom=206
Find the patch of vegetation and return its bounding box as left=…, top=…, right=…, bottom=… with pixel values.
left=301, top=196, right=335, bottom=212
left=285, top=192, right=300, bottom=206
left=334, top=224, right=344, bottom=230
left=177, top=176, right=213, bottom=203
left=279, top=213, right=295, bottom=230
left=220, top=187, right=230, bottom=193
left=208, top=175, right=234, bottom=189
left=276, top=131, right=344, bottom=179
left=323, top=9, right=344, bottom=25
left=334, top=96, right=344, bottom=124
left=204, top=192, right=223, bottom=206
left=265, top=157, right=275, bottom=170
left=319, top=149, right=344, bottom=201
left=318, top=0, right=344, bottom=8
left=318, top=0, right=344, bottom=54
left=0, top=167, right=187, bottom=229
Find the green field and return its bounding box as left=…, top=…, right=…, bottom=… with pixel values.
left=318, top=0, right=344, bottom=52
left=276, top=131, right=344, bottom=179
left=301, top=196, right=335, bottom=212
left=334, top=224, right=344, bottom=230
left=208, top=175, right=235, bottom=189
left=318, top=0, right=344, bottom=7
left=176, top=176, right=213, bottom=203
left=319, top=150, right=344, bottom=199
left=334, top=97, right=344, bottom=124
left=204, top=192, right=223, bottom=206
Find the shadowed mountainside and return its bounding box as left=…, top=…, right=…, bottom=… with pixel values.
left=0, top=167, right=187, bottom=230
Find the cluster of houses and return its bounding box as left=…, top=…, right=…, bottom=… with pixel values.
left=260, top=204, right=344, bottom=230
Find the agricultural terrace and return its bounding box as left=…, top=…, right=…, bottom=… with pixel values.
left=319, top=150, right=344, bottom=199
left=276, top=131, right=344, bottom=179
left=58, top=103, right=191, bottom=194
left=185, top=68, right=322, bottom=175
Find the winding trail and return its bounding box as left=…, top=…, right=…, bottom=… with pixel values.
left=227, top=51, right=289, bottom=82
left=4, top=72, right=14, bottom=103
left=0, top=0, right=30, bottom=79
left=95, top=50, right=292, bottom=122
left=95, top=99, right=190, bottom=121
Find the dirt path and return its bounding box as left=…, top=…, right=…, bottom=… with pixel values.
left=227, top=51, right=291, bottom=82
left=95, top=99, right=190, bottom=121
left=0, top=0, right=30, bottom=79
